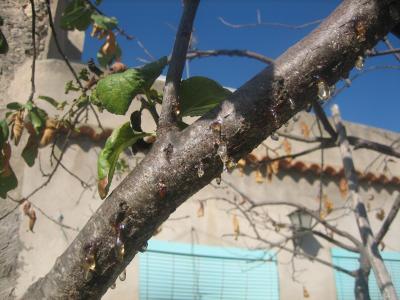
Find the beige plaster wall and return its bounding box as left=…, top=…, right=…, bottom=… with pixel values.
left=2, top=58, right=399, bottom=299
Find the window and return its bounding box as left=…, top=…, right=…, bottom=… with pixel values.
left=140, top=240, right=280, bottom=300
left=331, top=248, right=400, bottom=300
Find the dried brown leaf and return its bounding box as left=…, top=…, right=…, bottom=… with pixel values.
left=283, top=138, right=292, bottom=156
left=255, top=169, right=264, bottom=183
left=339, top=178, right=348, bottom=199
left=28, top=209, right=36, bottom=232
left=303, top=286, right=310, bottom=298
left=98, top=177, right=108, bottom=199
left=300, top=121, right=310, bottom=138
left=197, top=201, right=204, bottom=218
left=13, top=111, right=24, bottom=146
left=323, top=195, right=334, bottom=215
left=101, top=32, right=116, bottom=56
left=22, top=200, right=31, bottom=215
left=376, top=209, right=385, bottom=221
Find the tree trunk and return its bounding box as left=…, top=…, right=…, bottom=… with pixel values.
left=22, top=0, right=400, bottom=298
left=355, top=251, right=371, bottom=300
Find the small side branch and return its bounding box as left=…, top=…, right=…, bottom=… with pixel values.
left=313, top=102, right=337, bottom=140
left=45, top=0, right=84, bottom=90
left=375, top=195, right=400, bottom=245
left=348, top=136, right=400, bottom=158
left=158, top=0, right=200, bottom=134
left=186, top=49, right=274, bottom=65
left=28, top=0, right=36, bottom=102
left=218, top=15, right=322, bottom=30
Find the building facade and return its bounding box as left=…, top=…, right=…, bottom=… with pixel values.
left=0, top=1, right=399, bottom=299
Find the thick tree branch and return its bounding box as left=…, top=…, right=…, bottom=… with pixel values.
left=332, top=104, right=398, bottom=300
left=23, top=1, right=400, bottom=298
left=158, top=0, right=200, bottom=134
left=186, top=49, right=274, bottom=64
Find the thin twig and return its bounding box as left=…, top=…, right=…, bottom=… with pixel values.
left=45, top=0, right=84, bottom=90
left=30, top=202, right=79, bottom=231
left=382, top=37, right=400, bottom=62
left=28, top=0, right=36, bottom=102
left=369, top=47, right=400, bottom=59
left=186, top=49, right=274, bottom=65
left=218, top=15, right=323, bottom=30
left=375, top=195, right=400, bottom=244
left=313, top=102, right=337, bottom=140
left=158, top=0, right=200, bottom=134
left=84, top=0, right=135, bottom=40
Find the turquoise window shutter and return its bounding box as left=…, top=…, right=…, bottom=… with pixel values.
left=140, top=240, right=280, bottom=300
left=331, top=248, right=400, bottom=300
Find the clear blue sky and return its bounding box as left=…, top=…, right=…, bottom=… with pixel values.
left=82, top=0, right=400, bottom=133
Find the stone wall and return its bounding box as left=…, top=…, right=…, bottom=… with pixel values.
left=0, top=0, right=49, bottom=104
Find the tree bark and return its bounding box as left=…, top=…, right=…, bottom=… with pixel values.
left=355, top=251, right=371, bottom=300
left=22, top=0, right=400, bottom=299
left=332, top=104, right=398, bottom=300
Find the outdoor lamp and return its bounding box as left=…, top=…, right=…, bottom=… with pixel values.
left=288, top=209, right=313, bottom=232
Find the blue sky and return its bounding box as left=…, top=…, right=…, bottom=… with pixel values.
left=82, top=0, right=400, bottom=133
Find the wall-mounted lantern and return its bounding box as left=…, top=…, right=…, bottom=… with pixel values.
left=288, top=209, right=313, bottom=232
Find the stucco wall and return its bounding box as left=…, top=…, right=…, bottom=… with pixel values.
left=2, top=58, right=399, bottom=299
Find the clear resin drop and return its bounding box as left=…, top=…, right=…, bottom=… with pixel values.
left=119, top=269, right=127, bottom=281
left=317, top=80, right=330, bottom=101
left=355, top=56, right=364, bottom=70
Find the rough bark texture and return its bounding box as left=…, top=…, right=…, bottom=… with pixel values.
left=332, top=104, right=398, bottom=300
left=354, top=252, right=371, bottom=300
left=22, top=0, right=400, bottom=299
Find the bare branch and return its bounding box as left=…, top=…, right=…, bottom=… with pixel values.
left=382, top=36, right=400, bottom=62
left=158, top=0, right=200, bottom=134
left=28, top=0, right=36, bottom=102
left=186, top=49, right=274, bottom=65
left=311, top=230, right=359, bottom=253
left=375, top=194, right=400, bottom=244
left=313, top=102, right=337, bottom=140
left=332, top=104, right=398, bottom=300
left=348, top=136, right=400, bottom=158
left=369, top=47, right=400, bottom=59
left=45, top=0, right=84, bottom=90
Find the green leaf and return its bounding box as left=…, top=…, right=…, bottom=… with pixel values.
left=91, top=14, right=118, bottom=30
left=21, top=134, right=38, bottom=167
left=0, top=142, right=17, bottom=199
left=6, top=102, right=24, bottom=111
left=0, top=30, right=8, bottom=54
left=28, top=108, right=47, bottom=134
left=0, top=16, right=4, bottom=26
left=96, top=42, right=121, bottom=68
left=0, top=167, right=17, bottom=199
left=38, top=95, right=59, bottom=108
left=60, top=0, right=93, bottom=31
left=0, top=119, right=9, bottom=147
left=179, top=76, right=232, bottom=117
left=94, top=56, right=167, bottom=115
left=65, top=80, right=80, bottom=94
left=97, top=122, right=149, bottom=199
